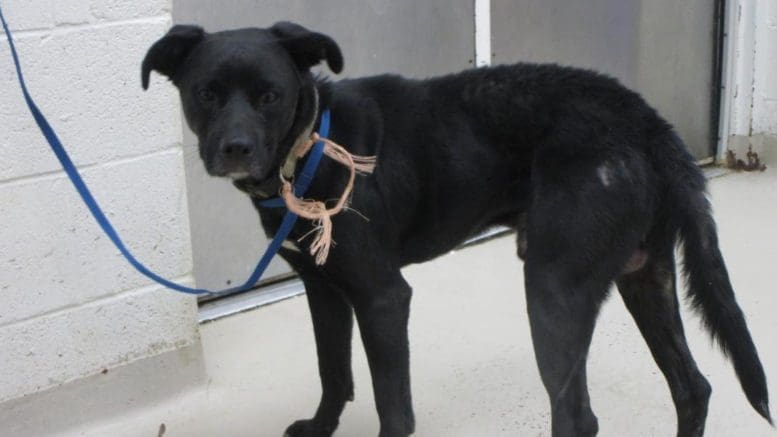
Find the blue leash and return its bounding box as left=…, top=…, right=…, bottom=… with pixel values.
left=1, top=5, right=326, bottom=296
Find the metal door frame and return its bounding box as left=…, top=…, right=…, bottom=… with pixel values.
left=709, top=0, right=727, bottom=164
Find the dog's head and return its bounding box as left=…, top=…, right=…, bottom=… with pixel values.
left=141, top=22, right=342, bottom=187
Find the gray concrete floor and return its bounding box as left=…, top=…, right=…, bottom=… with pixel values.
left=77, top=170, right=776, bottom=436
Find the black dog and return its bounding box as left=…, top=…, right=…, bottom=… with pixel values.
left=142, top=23, right=771, bottom=436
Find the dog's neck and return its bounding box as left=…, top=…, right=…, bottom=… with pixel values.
left=280, top=87, right=319, bottom=180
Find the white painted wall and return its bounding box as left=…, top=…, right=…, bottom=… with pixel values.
left=751, top=0, right=777, bottom=134
left=0, top=0, right=199, bottom=403
left=722, top=0, right=777, bottom=161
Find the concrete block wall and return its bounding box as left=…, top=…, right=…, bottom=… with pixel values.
left=725, top=0, right=777, bottom=162
left=751, top=0, right=777, bottom=135
left=0, top=0, right=199, bottom=404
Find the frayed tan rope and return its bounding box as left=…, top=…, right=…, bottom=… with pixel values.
left=280, top=133, right=376, bottom=265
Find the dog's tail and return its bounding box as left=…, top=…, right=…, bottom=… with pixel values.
left=668, top=138, right=772, bottom=423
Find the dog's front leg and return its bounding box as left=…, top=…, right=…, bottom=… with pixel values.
left=350, top=273, right=415, bottom=437
left=285, top=273, right=355, bottom=437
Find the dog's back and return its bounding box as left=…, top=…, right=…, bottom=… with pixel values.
left=326, top=64, right=671, bottom=261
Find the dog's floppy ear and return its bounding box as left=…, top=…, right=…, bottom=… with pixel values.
left=270, top=21, right=343, bottom=74
left=141, top=25, right=205, bottom=90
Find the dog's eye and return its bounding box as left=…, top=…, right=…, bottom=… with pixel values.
left=197, top=88, right=216, bottom=103
left=258, top=91, right=279, bottom=106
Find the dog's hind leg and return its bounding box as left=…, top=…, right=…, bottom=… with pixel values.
left=524, top=150, right=653, bottom=436
left=524, top=258, right=606, bottom=437
left=524, top=224, right=628, bottom=436
left=616, top=241, right=711, bottom=437
left=285, top=273, right=355, bottom=437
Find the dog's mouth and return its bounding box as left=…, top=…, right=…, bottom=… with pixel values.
left=211, top=163, right=282, bottom=198
left=231, top=174, right=282, bottom=198
left=226, top=171, right=250, bottom=179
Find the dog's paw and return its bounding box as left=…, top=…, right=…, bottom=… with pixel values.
left=283, top=419, right=336, bottom=437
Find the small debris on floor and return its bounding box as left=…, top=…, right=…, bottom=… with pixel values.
left=158, top=423, right=166, bottom=437
left=101, top=368, right=108, bottom=375
left=726, top=146, right=767, bottom=171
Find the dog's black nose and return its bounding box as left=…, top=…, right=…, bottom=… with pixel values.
left=220, top=137, right=254, bottom=157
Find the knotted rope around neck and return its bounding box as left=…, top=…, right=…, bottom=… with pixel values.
left=280, top=132, right=376, bottom=265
